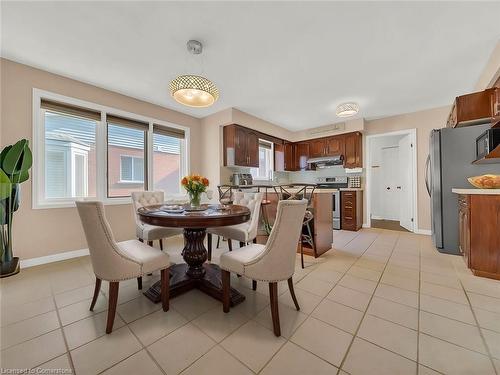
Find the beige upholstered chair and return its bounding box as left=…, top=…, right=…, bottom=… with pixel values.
left=76, top=201, right=170, bottom=334
left=219, top=199, right=307, bottom=336
left=131, top=191, right=183, bottom=249
left=206, top=192, right=264, bottom=261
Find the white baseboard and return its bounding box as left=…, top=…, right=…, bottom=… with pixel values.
left=20, top=248, right=89, bottom=269
left=362, top=223, right=370, bottom=228
left=415, top=229, right=432, bottom=236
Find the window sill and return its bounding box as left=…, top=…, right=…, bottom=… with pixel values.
left=33, top=197, right=132, bottom=209
left=116, top=180, right=145, bottom=185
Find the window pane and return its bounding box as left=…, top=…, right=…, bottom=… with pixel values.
left=44, top=111, right=96, bottom=199
left=108, top=124, right=146, bottom=197
left=250, top=145, right=272, bottom=180
left=153, top=132, right=182, bottom=194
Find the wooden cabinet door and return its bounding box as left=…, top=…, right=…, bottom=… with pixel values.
left=325, top=136, right=344, bottom=156
left=234, top=126, right=248, bottom=166
left=309, top=139, right=326, bottom=158
left=246, top=130, right=260, bottom=167
left=344, top=132, right=362, bottom=168
left=295, top=142, right=310, bottom=171
left=341, top=191, right=356, bottom=231
left=274, top=143, right=285, bottom=172
left=284, top=143, right=295, bottom=171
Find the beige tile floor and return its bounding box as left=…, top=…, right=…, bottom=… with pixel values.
left=1, top=229, right=500, bottom=374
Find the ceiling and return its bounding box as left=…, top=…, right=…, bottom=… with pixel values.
left=2, top=1, right=499, bottom=131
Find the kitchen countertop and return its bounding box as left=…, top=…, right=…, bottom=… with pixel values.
left=218, top=184, right=362, bottom=194
left=339, top=188, right=363, bottom=191
left=452, top=188, right=500, bottom=195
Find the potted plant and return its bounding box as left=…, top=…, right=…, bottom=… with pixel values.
left=181, top=174, right=209, bottom=208
left=0, top=139, right=32, bottom=278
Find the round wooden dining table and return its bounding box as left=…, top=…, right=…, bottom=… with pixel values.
left=138, top=203, right=251, bottom=306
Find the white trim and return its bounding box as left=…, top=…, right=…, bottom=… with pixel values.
left=415, top=229, right=432, bottom=236
left=365, top=129, right=418, bottom=233
left=32, top=88, right=190, bottom=209
left=20, top=248, right=89, bottom=268
left=362, top=223, right=370, bottom=228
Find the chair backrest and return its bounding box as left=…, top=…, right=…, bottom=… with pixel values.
left=76, top=201, right=140, bottom=281
left=131, top=191, right=164, bottom=227
left=245, top=199, right=307, bottom=281
left=233, top=191, right=264, bottom=239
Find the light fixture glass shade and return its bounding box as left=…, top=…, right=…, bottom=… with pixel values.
left=170, top=75, right=219, bottom=108
left=336, top=102, right=359, bottom=118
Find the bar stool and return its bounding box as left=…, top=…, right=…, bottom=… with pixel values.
left=279, top=184, right=316, bottom=268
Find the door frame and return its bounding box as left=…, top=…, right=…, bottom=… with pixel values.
left=365, top=129, right=418, bottom=232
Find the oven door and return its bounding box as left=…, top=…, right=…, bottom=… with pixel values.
left=333, top=191, right=341, bottom=230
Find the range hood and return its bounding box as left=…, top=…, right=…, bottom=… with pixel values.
left=306, top=155, right=344, bottom=168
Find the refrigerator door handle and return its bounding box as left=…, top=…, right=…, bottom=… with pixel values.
left=425, top=155, right=431, bottom=196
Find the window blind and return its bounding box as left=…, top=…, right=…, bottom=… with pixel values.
left=41, top=99, right=101, bottom=121
left=106, top=115, right=149, bottom=131
left=153, top=124, right=185, bottom=139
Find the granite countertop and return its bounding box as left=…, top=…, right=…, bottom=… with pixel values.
left=218, top=184, right=341, bottom=194
left=339, top=188, right=363, bottom=191
left=452, top=188, right=500, bottom=195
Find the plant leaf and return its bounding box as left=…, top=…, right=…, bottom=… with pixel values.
left=0, top=145, right=12, bottom=166
left=0, top=170, right=11, bottom=200
left=2, top=140, right=28, bottom=175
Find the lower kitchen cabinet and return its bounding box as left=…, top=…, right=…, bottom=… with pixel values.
left=458, top=194, right=500, bottom=280
left=341, top=190, right=363, bottom=231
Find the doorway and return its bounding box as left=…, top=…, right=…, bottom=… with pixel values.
left=366, top=129, right=417, bottom=233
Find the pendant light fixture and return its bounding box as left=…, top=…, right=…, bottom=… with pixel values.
left=170, top=40, right=219, bottom=108
left=336, top=102, right=359, bottom=118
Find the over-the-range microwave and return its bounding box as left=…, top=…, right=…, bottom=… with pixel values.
left=476, top=128, right=500, bottom=160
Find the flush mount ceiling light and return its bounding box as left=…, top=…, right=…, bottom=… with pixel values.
left=170, top=40, right=219, bottom=108
left=335, top=102, right=360, bottom=118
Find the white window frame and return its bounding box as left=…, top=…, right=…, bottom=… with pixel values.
left=32, top=88, right=190, bottom=209
left=119, top=155, right=145, bottom=184
left=250, top=140, right=274, bottom=181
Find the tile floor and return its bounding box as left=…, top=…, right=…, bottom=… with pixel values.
left=1, top=229, right=500, bottom=374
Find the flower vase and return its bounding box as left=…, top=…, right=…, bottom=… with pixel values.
left=189, top=192, right=201, bottom=208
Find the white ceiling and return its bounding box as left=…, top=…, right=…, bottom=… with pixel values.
left=2, top=1, right=499, bottom=130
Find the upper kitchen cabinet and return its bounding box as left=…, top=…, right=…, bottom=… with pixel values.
left=274, top=143, right=285, bottom=171
left=223, top=124, right=259, bottom=167
left=447, top=88, right=499, bottom=128
left=325, top=136, right=344, bottom=156
left=309, top=138, right=326, bottom=158
left=344, top=131, right=363, bottom=168
left=284, top=142, right=295, bottom=171
left=295, top=142, right=310, bottom=171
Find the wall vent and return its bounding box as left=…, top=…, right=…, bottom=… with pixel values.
left=308, top=122, right=345, bottom=136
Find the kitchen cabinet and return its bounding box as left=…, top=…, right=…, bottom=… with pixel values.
left=223, top=124, right=259, bottom=167
left=344, top=132, right=363, bottom=168
left=325, top=136, right=344, bottom=156
left=446, top=88, right=499, bottom=128
left=284, top=143, right=295, bottom=171
left=274, top=143, right=285, bottom=172
left=492, top=85, right=500, bottom=128
left=295, top=142, right=310, bottom=171
left=341, top=190, right=363, bottom=231
left=458, top=193, right=500, bottom=280
left=309, top=138, right=326, bottom=158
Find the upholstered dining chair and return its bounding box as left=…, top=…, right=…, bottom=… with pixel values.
left=206, top=192, right=264, bottom=261
left=219, top=199, right=307, bottom=336
left=131, top=191, right=183, bottom=249
left=76, top=201, right=170, bottom=334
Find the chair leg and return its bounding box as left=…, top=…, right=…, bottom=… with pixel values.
left=252, top=280, right=257, bottom=291
left=228, top=239, right=232, bottom=251
left=269, top=282, right=281, bottom=336
left=239, top=241, right=245, bottom=248
left=207, top=233, right=212, bottom=261
left=216, top=236, right=220, bottom=248
left=106, top=282, right=119, bottom=334
left=300, top=241, right=305, bottom=269
left=288, top=277, right=300, bottom=311
left=161, top=268, right=170, bottom=312
left=253, top=238, right=257, bottom=244
left=138, top=238, right=144, bottom=243
left=90, top=277, right=101, bottom=311
left=221, top=269, right=231, bottom=313
left=137, top=277, right=142, bottom=290
left=159, top=239, right=163, bottom=251
left=148, top=241, right=153, bottom=247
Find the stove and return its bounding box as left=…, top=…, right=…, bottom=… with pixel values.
left=315, top=176, right=348, bottom=189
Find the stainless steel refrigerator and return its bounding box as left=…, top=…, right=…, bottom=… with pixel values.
left=426, top=124, right=500, bottom=254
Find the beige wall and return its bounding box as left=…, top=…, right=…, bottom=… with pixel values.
left=0, top=59, right=202, bottom=260
left=475, top=40, right=500, bottom=91
left=364, top=106, right=450, bottom=231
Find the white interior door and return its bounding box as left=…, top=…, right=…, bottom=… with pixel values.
left=381, top=147, right=399, bottom=220
left=398, top=135, right=414, bottom=231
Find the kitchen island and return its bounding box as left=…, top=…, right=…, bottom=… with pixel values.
left=452, top=188, right=500, bottom=280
